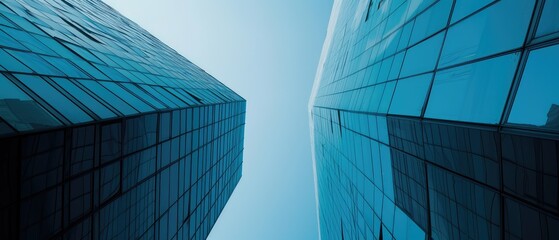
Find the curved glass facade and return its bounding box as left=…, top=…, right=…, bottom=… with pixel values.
left=310, top=0, right=559, bottom=239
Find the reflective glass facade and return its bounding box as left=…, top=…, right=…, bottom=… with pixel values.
left=0, top=0, right=245, bottom=239
left=310, top=0, right=559, bottom=239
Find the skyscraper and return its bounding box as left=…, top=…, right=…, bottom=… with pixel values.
left=0, top=0, right=245, bottom=239
left=310, top=0, right=559, bottom=239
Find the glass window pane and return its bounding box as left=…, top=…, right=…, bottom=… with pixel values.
left=508, top=44, right=559, bottom=131
left=99, top=81, right=154, bottom=112
left=6, top=50, right=64, bottom=76
left=0, top=49, right=32, bottom=73
left=51, top=78, right=117, bottom=119
left=451, top=0, right=495, bottom=24
left=400, top=32, right=444, bottom=78
left=138, top=85, right=179, bottom=108
left=439, top=0, right=535, bottom=67
left=389, top=73, right=432, bottom=116
left=41, top=56, right=89, bottom=78
left=121, top=83, right=168, bottom=109
left=0, top=27, right=26, bottom=49
left=408, top=0, right=452, bottom=45
left=536, top=0, right=559, bottom=38
left=1, top=27, right=56, bottom=55
left=426, top=53, right=520, bottom=124
left=152, top=86, right=187, bottom=107
left=15, top=74, right=93, bottom=123
left=79, top=80, right=138, bottom=115
left=0, top=74, right=61, bottom=131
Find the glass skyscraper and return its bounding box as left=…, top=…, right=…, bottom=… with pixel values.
left=0, top=0, right=245, bottom=239
left=310, top=0, right=559, bottom=239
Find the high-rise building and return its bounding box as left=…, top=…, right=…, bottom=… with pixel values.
left=0, top=0, right=245, bottom=239
left=310, top=0, right=559, bottom=239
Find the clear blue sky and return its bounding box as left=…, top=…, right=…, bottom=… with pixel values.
left=102, top=1, right=333, bottom=239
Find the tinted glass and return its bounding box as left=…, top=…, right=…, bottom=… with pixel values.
left=99, top=81, right=155, bottom=112
left=451, top=0, right=495, bottom=24
left=508, top=44, right=559, bottom=131
left=408, top=0, right=452, bottom=45
left=389, top=73, right=432, bottom=116
left=536, top=0, right=559, bottom=38
left=0, top=74, right=60, bottom=130
left=426, top=53, right=519, bottom=124
left=121, top=83, right=168, bottom=109
left=400, top=32, right=444, bottom=77
left=79, top=80, right=138, bottom=115
left=15, top=74, right=93, bottom=123
left=51, top=77, right=117, bottom=119
left=439, top=0, right=534, bottom=67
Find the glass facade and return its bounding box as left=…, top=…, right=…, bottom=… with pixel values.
left=310, top=0, right=559, bottom=239
left=0, top=0, right=245, bottom=239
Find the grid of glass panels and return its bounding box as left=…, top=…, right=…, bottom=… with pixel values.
left=0, top=102, right=245, bottom=240
left=311, top=0, right=559, bottom=239
left=0, top=0, right=246, bottom=239
left=0, top=0, right=243, bottom=134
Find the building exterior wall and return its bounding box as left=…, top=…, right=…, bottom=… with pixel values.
left=0, top=0, right=245, bottom=239
left=310, top=0, right=559, bottom=239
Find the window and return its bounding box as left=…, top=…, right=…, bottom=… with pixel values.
left=425, top=53, right=519, bottom=124
left=79, top=80, right=138, bottom=115
left=0, top=74, right=60, bottom=131
left=450, top=0, right=495, bottom=24
left=0, top=49, right=32, bottom=73
left=100, top=81, right=154, bottom=112
left=535, top=0, right=559, bottom=38
left=408, top=0, right=452, bottom=45
left=121, top=83, right=168, bottom=109
left=51, top=77, right=117, bottom=119
left=16, top=74, right=93, bottom=123
left=389, top=73, right=432, bottom=116
left=439, top=0, right=535, bottom=67
left=400, top=32, right=444, bottom=77
left=7, top=50, right=65, bottom=76
left=508, top=44, right=559, bottom=131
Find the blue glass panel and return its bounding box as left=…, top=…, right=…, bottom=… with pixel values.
left=439, top=0, right=535, bottom=67
left=0, top=14, right=16, bottom=28
left=15, top=74, right=93, bottom=123
left=51, top=78, right=117, bottom=119
left=408, top=0, right=452, bottom=45
left=426, top=53, right=520, bottom=124
left=154, top=86, right=188, bottom=107
left=393, top=208, right=426, bottom=240
left=405, top=0, right=437, bottom=21
left=94, top=64, right=129, bottom=82
left=0, top=49, right=32, bottom=73
left=378, top=81, right=396, bottom=114
left=6, top=50, right=64, bottom=75
left=79, top=80, right=138, bottom=115
left=99, top=81, right=154, bottom=112
left=536, top=0, right=559, bottom=38
left=400, top=32, right=444, bottom=77
left=397, top=21, right=414, bottom=52
left=508, top=44, right=559, bottom=131
left=0, top=74, right=60, bottom=130
left=139, top=85, right=180, bottom=108
left=1, top=27, right=55, bottom=55
left=0, top=28, right=26, bottom=49
left=451, top=0, right=495, bottom=24
left=121, top=83, right=168, bottom=109
left=41, top=55, right=89, bottom=78
left=389, top=73, right=432, bottom=116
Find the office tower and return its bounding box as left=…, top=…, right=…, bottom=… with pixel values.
left=310, top=0, right=559, bottom=239
left=0, top=0, right=245, bottom=239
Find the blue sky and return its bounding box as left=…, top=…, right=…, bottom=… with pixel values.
left=102, top=0, right=333, bottom=239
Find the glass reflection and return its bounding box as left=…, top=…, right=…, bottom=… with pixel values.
left=508, top=44, right=559, bottom=131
